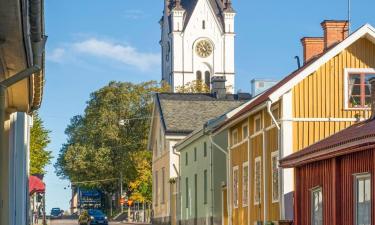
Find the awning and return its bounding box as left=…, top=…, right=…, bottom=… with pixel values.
left=29, top=175, right=45, bottom=194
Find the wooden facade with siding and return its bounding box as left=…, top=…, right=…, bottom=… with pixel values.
left=281, top=118, right=375, bottom=225
left=223, top=22, right=375, bottom=225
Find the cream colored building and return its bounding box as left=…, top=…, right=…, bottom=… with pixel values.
left=149, top=89, right=251, bottom=225
left=0, top=0, right=46, bottom=224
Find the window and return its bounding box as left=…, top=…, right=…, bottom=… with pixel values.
left=233, top=166, right=239, bottom=208
left=185, top=177, right=189, bottom=208
left=162, top=167, right=165, bottom=204
left=242, top=162, right=249, bottom=206
left=204, top=142, right=207, bottom=157
left=254, top=115, right=262, bottom=133
left=196, top=71, right=202, bottom=81
left=204, top=170, right=208, bottom=204
left=185, top=152, right=188, bottom=166
left=271, top=151, right=279, bottom=203
left=311, top=187, right=323, bottom=225
left=355, top=174, right=371, bottom=225
left=232, top=129, right=238, bottom=145
left=205, top=71, right=211, bottom=88
left=254, top=157, right=261, bottom=205
left=202, top=20, right=206, bottom=29
left=242, top=124, right=248, bottom=140
left=194, top=147, right=197, bottom=161
left=348, top=72, right=375, bottom=108
left=155, top=171, right=159, bottom=205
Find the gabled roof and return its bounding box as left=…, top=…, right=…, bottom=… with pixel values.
left=181, top=0, right=225, bottom=30
left=217, top=24, right=375, bottom=131
left=280, top=119, right=375, bottom=168
left=175, top=94, right=255, bottom=150
left=165, top=0, right=227, bottom=31
left=155, top=93, right=250, bottom=135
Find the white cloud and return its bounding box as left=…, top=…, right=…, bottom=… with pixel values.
left=47, top=48, right=66, bottom=63
left=124, top=10, right=146, bottom=20
left=72, top=38, right=159, bottom=71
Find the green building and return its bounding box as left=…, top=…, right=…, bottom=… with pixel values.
left=175, top=103, right=250, bottom=225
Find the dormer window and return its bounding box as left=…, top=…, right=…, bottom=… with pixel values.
left=345, top=69, right=375, bottom=109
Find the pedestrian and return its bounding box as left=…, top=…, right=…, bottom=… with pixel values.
left=33, top=208, right=38, bottom=224
left=78, top=210, right=90, bottom=225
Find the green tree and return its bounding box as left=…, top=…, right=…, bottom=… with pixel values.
left=55, top=81, right=168, bottom=201
left=30, top=112, right=52, bottom=175
left=176, top=79, right=210, bottom=93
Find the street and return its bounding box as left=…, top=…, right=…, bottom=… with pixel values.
left=49, top=219, right=125, bottom=225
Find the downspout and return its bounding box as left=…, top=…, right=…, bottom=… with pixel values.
left=266, top=100, right=281, bottom=224
left=267, top=101, right=280, bottom=130
left=209, top=135, right=230, bottom=225
left=172, top=146, right=180, bottom=225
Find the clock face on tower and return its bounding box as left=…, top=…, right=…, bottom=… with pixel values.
left=195, top=40, right=213, bottom=58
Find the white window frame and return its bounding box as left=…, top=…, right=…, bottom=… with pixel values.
left=232, top=129, right=238, bottom=145
left=161, top=167, right=165, bottom=204
left=271, top=151, right=279, bottom=203
left=242, top=162, right=249, bottom=207
left=344, top=68, right=375, bottom=110
left=233, top=166, right=239, bottom=208
left=311, top=186, right=323, bottom=225
left=242, top=123, right=249, bottom=140
left=254, top=157, right=262, bottom=205
left=254, top=114, right=262, bottom=135
left=354, top=173, right=371, bottom=225
left=155, top=171, right=159, bottom=206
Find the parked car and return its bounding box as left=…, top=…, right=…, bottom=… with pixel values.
left=87, top=209, right=108, bottom=225
left=50, top=208, right=63, bottom=219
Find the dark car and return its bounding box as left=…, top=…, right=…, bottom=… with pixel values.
left=88, top=209, right=108, bottom=225
left=50, top=208, right=63, bottom=219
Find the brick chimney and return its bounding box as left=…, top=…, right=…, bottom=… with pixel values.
left=301, top=37, right=324, bottom=63
left=211, top=76, right=227, bottom=99
left=369, top=78, right=375, bottom=119
left=321, top=20, right=349, bottom=49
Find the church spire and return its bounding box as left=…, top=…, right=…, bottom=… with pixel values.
left=224, top=0, right=235, bottom=13
left=173, top=0, right=183, bottom=10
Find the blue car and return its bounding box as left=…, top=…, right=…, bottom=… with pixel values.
left=88, top=209, right=108, bottom=225
left=50, top=208, right=63, bottom=219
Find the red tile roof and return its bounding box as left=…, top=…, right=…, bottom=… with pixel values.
left=280, top=119, right=375, bottom=168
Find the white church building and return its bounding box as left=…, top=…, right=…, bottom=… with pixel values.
left=160, top=0, right=236, bottom=93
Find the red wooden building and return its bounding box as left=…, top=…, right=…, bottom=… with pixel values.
left=280, top=79, right=375, bottom=225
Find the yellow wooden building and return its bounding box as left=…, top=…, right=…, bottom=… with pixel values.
left=214, top=20, right=375, bottom=225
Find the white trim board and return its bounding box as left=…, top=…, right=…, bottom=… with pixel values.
left=269, top=24, right=375, bottom=102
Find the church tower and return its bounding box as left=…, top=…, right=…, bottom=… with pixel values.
left=160, top=0, right=236, bottom=93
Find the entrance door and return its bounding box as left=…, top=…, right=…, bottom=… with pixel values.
left=222, top=188, right=228, bottom=225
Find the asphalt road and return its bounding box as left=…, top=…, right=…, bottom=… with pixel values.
left=50, top=219, right=123, bottom=225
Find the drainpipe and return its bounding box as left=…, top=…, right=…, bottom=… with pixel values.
left=266, top=101, right=280, bottom=130
left=172, top=146, right=180, bottom=225
left=209, top=135, right=230, bottom=225
left=266, top=100, right=281, bottom=224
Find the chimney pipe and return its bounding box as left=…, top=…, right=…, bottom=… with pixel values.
left=211, top=76, right=227, bottom=99
left=369, top=78, right=375, bottom=119
left=301, top=37, right=324, bottom=63
left=321, top=20, right=349, bottom=49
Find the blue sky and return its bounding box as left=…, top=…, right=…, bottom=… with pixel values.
left=42, top=0, right=375, bottom=211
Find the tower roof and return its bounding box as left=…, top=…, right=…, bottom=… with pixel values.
left=168, top=0, right=229, bottom=31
